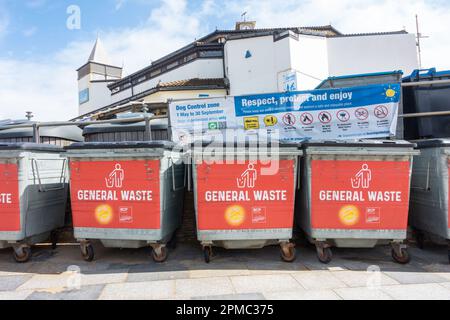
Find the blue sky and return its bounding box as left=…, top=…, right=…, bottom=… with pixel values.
left=0, top=0, right=449, bottom=121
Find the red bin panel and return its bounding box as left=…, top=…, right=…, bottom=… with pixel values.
left=196, top=160, right=295, bottom=231
left=0, top=163, right=20, bottom=232
left=311, top=160, right=411, bottom=230
left=70, top=160, right=161, bottom=229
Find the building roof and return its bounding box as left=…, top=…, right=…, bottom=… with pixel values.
left=88, top=37, right=110, bottom=65
left=333, top=30, right=409, bottom=38
left=73, top=78, right=227, bottom=120
left=156, top=78, right=226, bottom=88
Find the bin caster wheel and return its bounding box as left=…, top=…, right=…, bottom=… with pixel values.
left=81, top=243, right=94, bottom=262
left=50, top=231, right=58, bottom=250
left=13, top=246, right=32, bottom=263
left=280, top=244, right=296, bottom=263
left=152, top=246, right=168, bottom=263
left=317, top=247, right=332, bottom=264
left=203, top=246, right=212, bottom=264
left=392, top=248, right=410, bottom=265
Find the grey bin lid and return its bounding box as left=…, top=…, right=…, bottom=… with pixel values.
left=190, top=141, right=300, bottom=148
left=82, top=118, right=168, bottom=135
left=0, top=125, right=83, bottom=142
left=316, top=71, right=403, bottom=89
left=65, top=140, right=175, bottom=150
left=303, top=140, right=416, bottom=149
left=0, top=143, right=65, bottom=152
left=413, top=139, right=450, bottom=149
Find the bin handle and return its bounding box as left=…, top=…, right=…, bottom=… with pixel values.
left=31, top=158, right=67, bottom=192
left=169, top=157, right=185, bottom=192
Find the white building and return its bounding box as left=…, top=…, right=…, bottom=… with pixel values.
left=75, top=23, right=418, bottom=120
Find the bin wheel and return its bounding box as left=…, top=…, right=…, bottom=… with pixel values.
left=392, top=248, right=410, bottom=265
left=50, top=231, right=58, bottom=250
left=13, top=246, right=32, bottom=263
left=81, top=244, right=94, bottom=262
left=317, top=247, right=332, bottom=264
left=280, top=245, right=296, bottom=263
left=152, top=246, right=168, bottom=263
left=203, top=246, right=212, bottom=264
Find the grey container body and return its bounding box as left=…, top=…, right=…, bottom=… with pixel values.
left=0, top=148, right=68, bottom=248
left=66, top=146, right=185, bottom=248
left=297, top=141, right=416, bottom=248
left=191, top=147, right=300, bottom=249
left=409, top=140, right=450, bottom=241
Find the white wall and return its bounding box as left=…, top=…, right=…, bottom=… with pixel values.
left=78, top=80, right=115, bottom=116
left=225, top=34, right=330, bottom=95
left=290, top=35, right=329, bottom=90
left=327, top=34, right=419, bottom=77
left=225, top=35, right=291, bottom=96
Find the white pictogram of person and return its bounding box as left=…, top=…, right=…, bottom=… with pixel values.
left=237, top=164, right=257, bottom=189
left=351, top=164, right=372, bottom=189
left=106, top=164, right=125, bottom=188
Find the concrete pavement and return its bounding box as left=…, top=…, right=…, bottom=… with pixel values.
left=0, top=242, right=449, bottom=300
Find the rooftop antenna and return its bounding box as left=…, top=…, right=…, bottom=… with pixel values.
left=25, top=111, right=34, bottom=121
left=241, top=12, right=247, bottom=22
left=415, top=14, right=429, bottom=69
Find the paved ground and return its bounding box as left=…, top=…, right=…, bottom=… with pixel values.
left=0, top=241, right=450, bottom=300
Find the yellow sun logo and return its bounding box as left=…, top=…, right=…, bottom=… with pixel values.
left=338, top=205, right=360, bottom=226
left=95, top=204, right=114, bottom=225
left=225, top=205, right=246, bottom=227
left=385, top=88, right=396, bottom=98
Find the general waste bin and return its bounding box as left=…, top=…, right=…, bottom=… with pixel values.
left=191, top=142, right=302, bottom=263
left=402, top=69, right=450, bottom=140
left=0, top=143, right=68, bottom=263
left=409, top=139, right=450, bottom=262
left=65, top=141, right=185, bottom=262
left=297, top=140, right=418, bottom=264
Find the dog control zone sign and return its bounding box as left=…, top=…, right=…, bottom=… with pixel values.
left=311, top=160, right=411, bottom=230
left=0, top=163, right=20, bottom=232
left=70, top=160, right=161, bottom=229
left=196, top=160, right=295, bottom=230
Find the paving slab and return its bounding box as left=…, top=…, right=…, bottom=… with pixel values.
left=264, top=289, right=341, bottom=300
left=128, top=270, right=190, bottom=282
left=331, top=270, right=399, bottom=288
left=176, top=277, right=235, bottom=298
left=334, top=287, right=393, bottom=300
left=27, top=285, right=105, bottom=300
left=0, top=275, right=33, bottom=292
left=230, top=274, right=301, bottom=294
left=381, top=283, right=450, bottom=300
left=292, top=270, right=347, bottom=290
left=384, top=271, right=448, bottom=285
left=17, top=274, right=71, bottom=291
left=99, top=280, right=175, bottom=300
left=192, top=293, right=265, bottom=300
left=0, top=290, right=33, bottom=300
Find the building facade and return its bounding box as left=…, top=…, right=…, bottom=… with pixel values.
left=76, top=23, right=419, bottom=120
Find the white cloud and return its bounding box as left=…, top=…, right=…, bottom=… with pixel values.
left=1, top=0, right=450, bottom=121
left=22, top=26, right=38, bottom=37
